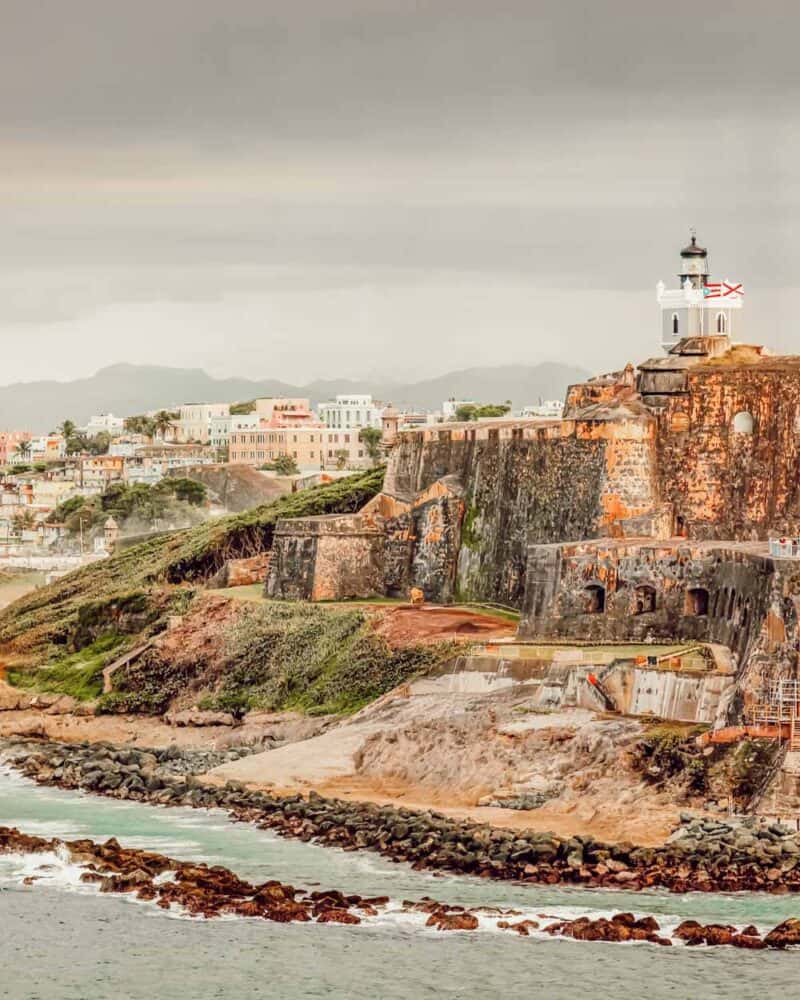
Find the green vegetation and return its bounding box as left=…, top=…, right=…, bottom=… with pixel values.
left=0, top=467, right=384, bottom=661
left=453, top=403, right=511, bottom=422
left=100, top=601, right=455, bottom=717
left=8, top=634, right=127, bottom=701
left=358, top=426, right=383, bottom=466
left=632, top=723, right=712, bottom=793
left=230, top=400, right=256, bottom=415
left=730, top=739, right=781, bottom=801
left=260, top=454, right=300, bottom=476
left=50, top=479, right=208, bottom=536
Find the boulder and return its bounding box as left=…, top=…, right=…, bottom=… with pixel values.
left=764, top=918, right=800, bottom=949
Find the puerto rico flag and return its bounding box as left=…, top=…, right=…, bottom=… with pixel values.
left=704, top=282, right=744, bottom=299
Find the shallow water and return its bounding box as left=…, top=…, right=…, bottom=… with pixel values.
left=1, top=765, right=799, bottom=999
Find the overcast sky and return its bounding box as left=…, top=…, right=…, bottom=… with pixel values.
left=3, top=0, right=800, bottom=384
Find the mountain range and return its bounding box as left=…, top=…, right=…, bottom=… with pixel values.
left=0, top=362, right=590, bottom=432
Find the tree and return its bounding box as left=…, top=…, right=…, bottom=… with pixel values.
left=359, top=426, right=383, bottom=466
left=124, top=415, right=157, bottom=438
left=153, top=410, right=178, bottom=440
left=454, top=403, right=511, bottom=422
left=58, top=419, right=77, bottom=441
left=261, top=454, right=299, bottom=476
left=334, top=448, right=349, bottom=470
left=14, top=440, right=32, bottom=460
left=11, top=508, right=36, bottom=534
left=170, top=477, right=208, bottom=506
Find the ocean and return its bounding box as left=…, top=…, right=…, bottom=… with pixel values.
left=1, top=765, right=798, bottom=1000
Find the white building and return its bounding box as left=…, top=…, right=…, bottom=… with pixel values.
left=210, top=413, right=259, bottom=454
left=318, top=394, right=382, bottom=431
left=85, top=412, right=125, bottom=436
left=657, top=233, right=744, bottom=352
left=175, top=403, right=230, bottom=444
left=520, top=400, right=563, bottom=418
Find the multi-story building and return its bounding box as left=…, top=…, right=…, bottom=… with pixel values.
left=175, top=403, right=230, bottom=444
left=255, top=398, right=317, bottom=428
left=8, top=434, right=66, bottom=465
left=210, top=413, right=259, bottom=456
left=78, top=454, right=126, bottom=492
left=124, top=446, right=215, bottom=486
left=0, top=431, right=32, bottom=466
left=318, top=394, right=382, bottom=431
left=228, top=426, right=368, bottom=471
left=85, top=412, right=125, bottom=436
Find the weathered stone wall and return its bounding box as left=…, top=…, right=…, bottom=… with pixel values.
left=409, top=492, right=464, bottom=604
left=266, top=514, right=384, bottom=601
left=519, top=538, right=800, bottom=708
left=656, top=362, right=800, bottom=539
left=208, top=552, right=272, bottom=589
left=383, top=415, right=660, bottom=608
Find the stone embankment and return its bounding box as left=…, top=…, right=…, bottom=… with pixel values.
left=6, top=738, right=800, bottom=898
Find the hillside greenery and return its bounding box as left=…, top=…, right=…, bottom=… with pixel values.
left=0, top=467, right=384, bottom=662
left=98, top=601, right=455, bottom=717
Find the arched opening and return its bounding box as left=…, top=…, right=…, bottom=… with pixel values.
left=633, top=584, right=656, bottom=615
left=732, top=411, right=754, bottom=434
left=685, top=587, right=709, bottom=616
left=716, top=312, right=727, bottom=334
left=672, top=313, right=680, bottom=336
left=583, top=584, right=605, bottom=614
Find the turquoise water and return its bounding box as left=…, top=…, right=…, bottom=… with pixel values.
left=2, top=766, right=799, bottom=999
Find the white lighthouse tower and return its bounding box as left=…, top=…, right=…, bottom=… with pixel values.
left=656, top=232, right=743, bottom=352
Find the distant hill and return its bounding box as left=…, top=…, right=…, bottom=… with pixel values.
left=0, top=362, right=589, bottom=432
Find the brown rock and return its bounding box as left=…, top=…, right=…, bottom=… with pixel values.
left=316, top=909, right=361, bottom=925
left=426, top=911, right=479, bottom=931
left=764, top=918, right=800, bottom=949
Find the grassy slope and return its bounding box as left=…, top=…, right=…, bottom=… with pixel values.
left=102, top=601, right=456, bottom=717
left=0, top=468, right=384, bottom=663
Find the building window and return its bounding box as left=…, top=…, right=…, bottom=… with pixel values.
left=584, top=584, right=605, bottom=614
left=672, top=313, right=679, bottom=336
left=632, top=585, right=656, bottom=615
left=684, top=587, right=709, bottom=616
left=716, top=312, right=727, bottom=333
left=732, top=411, right=754, bottom=434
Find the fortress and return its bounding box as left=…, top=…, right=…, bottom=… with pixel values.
left=266, top=235, right=800, bottom=724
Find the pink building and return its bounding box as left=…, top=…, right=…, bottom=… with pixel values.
left=0, top=431, right=32, bottom=466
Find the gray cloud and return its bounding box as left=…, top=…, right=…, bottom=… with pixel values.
left=1, top=1, right=800, bottom=384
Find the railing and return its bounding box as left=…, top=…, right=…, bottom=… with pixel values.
left=769, top=538, right=800, bottom=558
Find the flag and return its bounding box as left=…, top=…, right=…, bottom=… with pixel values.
left=704, top=281, right=743, bottom=298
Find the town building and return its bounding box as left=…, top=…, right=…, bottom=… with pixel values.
left=175, top=403, right=230, bottom=444
left=0, top=431, right=32, bottom=466
left=228, top=426, right=368, bottom=471
left=85, top=413, right=125, bottom=436
left=520, top=400, right=564, bottom=418
left=318, top=395, right=382, bottom=431
left=78, top=454, right=126, bottom=492
left=210, top=413, right=259, bottom=456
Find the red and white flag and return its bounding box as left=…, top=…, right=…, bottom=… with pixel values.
left=704, top=281, right=743, bottom=299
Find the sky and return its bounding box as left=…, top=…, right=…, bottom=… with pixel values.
left=3, top=0, right=800, bottom=384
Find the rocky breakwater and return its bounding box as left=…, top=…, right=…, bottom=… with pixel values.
left=6, top=738, right=800, bottom=898
left=5, top=825, right=800, bottom=948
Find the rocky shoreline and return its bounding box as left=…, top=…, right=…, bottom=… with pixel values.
left=5, top=737, right=800, bottom=898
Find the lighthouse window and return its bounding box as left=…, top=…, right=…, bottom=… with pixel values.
left=672, top=313, right=679, bottom=335
left=732, top=411, right=754, bottom=434
left=716, top=312, right=727, bottom=333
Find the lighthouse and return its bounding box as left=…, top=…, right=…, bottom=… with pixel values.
left=656, top=232, right=743, bottom=352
